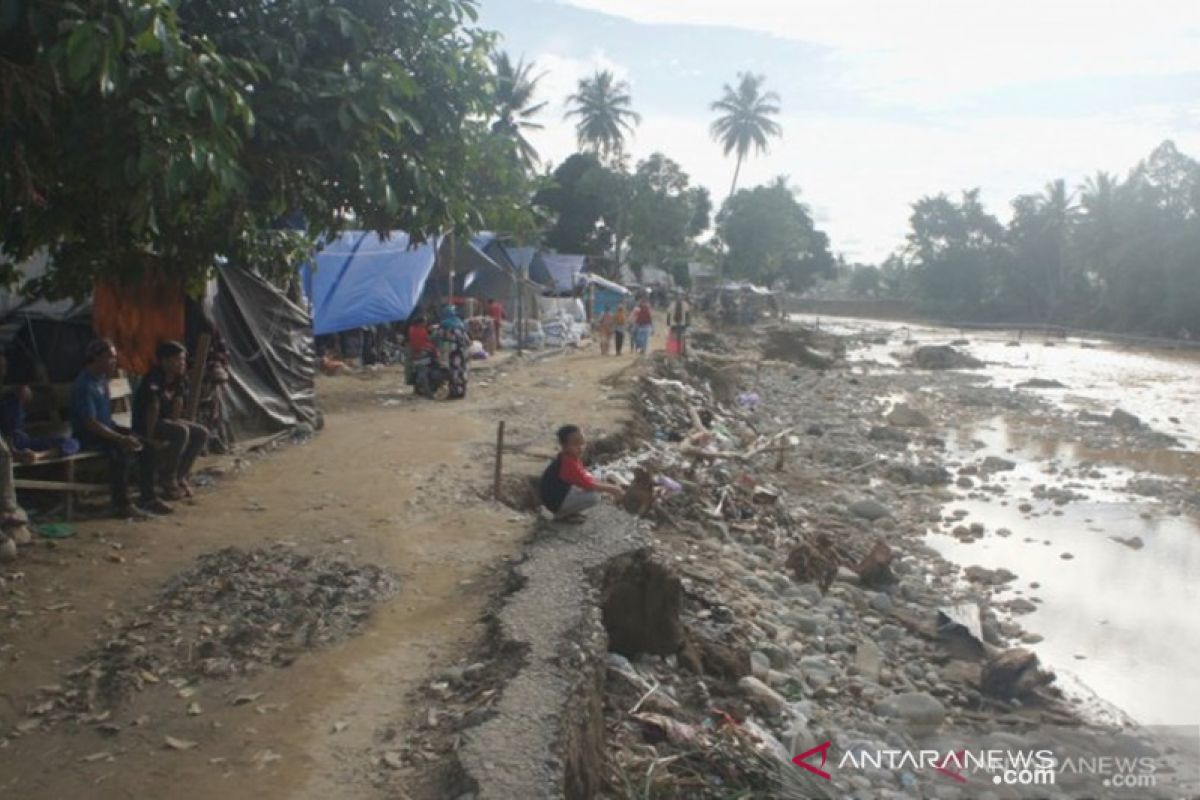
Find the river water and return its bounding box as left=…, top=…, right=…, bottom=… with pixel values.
left=793, top=314, right=1200, bottom=727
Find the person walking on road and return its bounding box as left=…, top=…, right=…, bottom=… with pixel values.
left=633, top=298, right=654, bottom=355
left=596, top=308, right=614, bottom=355
left=666, top=295, right=691, bottom=357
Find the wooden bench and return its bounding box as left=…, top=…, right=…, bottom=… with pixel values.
left=13, top=376, right=133, bottom=520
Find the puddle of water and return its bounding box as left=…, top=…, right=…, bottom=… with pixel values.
left=926, top=416, right=1200, bottom=726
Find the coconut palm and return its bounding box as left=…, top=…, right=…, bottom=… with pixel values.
left=490, top=52, right=547, bottom=169
left=710, top=73, right=783, bottom=196
left=564, top=70, right=641, bottom=162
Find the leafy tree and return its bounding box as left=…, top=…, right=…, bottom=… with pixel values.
left=903, top=189, right=1006, bottom=316
left=1, top=0, right=498, bottom=297
left=716, top=177, right=833, bottom=289
left=847, top=264, right=883, bottom=297
left=534, top=153, right=620, bottom=256
left=884, top=140, right=1200, bottom=336
left=710, top=73, right=782, bottom=196
left=489, top=51, right=546, bottom=170
left=564, top=70, right=641, bottom=163
left=625, top=153, right=710, bottom=273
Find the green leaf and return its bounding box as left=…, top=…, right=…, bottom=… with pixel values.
left=66, top=24, right=101, bottom=85
left=185, top=85, right=204, bottom=115
left=207, top=92, right=228, bottom=126
left=153, top=15, right=169, bottom=48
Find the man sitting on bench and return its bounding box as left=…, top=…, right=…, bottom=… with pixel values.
left=71, top=339, right=168, bottom=518
left=132, top=341, right=208, bottom=502
left=0, top=352, right=81, bottom=463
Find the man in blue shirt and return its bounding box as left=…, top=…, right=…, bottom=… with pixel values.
left=71, top=339, right=167, bottom=517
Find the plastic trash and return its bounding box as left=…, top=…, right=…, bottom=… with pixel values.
left=736, top=391, right=762, bottom=409
left=655, top=475, right=683, bottom=494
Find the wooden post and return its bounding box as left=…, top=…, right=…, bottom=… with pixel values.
left=185, top=333, right=211, bottom=421
left=493, top=420, right=505, bottom=499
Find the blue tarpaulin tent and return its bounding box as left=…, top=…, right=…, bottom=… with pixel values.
left=534, top=254, right=587, bottom=294
left=300, top=231, right=437, bottom=335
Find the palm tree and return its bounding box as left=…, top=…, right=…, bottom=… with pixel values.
left=490, top=52, right=547, bottom=169
left=564, top=70, right=641, bottom=162
left=1036, top=178, right=1078, bottom=318
left=1079, top=171, right=1121, bottom=314
left=710, top=73, right=783, bottom=197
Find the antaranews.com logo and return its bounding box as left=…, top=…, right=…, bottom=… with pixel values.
left=786, top=725, right=1198, bottom=799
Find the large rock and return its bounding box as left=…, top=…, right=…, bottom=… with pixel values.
left=1109, top=408, right=1142, bottom=430
left=886, top=403, right=932, bottom=428
left=981, top=648, right=1055, bottom=700
left=980, top=456, right=1016, bottom=473
left=874, top=692, right=946, bottom=726
left=738, top=676, right=788, bottom=715
left=868, top=426, right=911, bottom=445
left=854, top=638, right=884, bottom=681
left=849, top=499, right=892, bottom=521
left=911, top=345, right=983, bottom=370
left=886, top=462, right=951, bottom=486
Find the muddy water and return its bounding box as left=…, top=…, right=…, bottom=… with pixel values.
left=935, top=417, right=1200, bottom=726
left=797, top=314, right=1200, bottom=446
left=796, top=314, right=1200, bottom=726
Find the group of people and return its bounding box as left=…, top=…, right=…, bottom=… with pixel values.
left=594, top=294, right=691, bottom=357
left=1, top=338, right=213, bottom=561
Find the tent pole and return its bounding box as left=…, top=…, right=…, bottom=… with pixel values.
left=449, top=235, right=456, bottom=316
left=516, top=266, right=524, bottom=356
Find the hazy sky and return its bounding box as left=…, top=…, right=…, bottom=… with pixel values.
left=479, top=0, right=1200, bottom=262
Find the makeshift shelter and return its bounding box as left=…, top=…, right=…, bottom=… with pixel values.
left=688, top=261, right=718, bottom=291
left=214, top=264, right=319, bottom=440
left=0, top=251, right=92, bottom=384
left=619, top=264, right=676, bottom=290
left=92, top=273, right=186, bottom=375
left=579, top=272, right=631, bottom=316
left=301, top=231, right=438, bottom=335
left=534, top=254, right=587, bottom=295
left=416, top=235, right=533, bottom=318
left=503, top=246, right=546, bottom=280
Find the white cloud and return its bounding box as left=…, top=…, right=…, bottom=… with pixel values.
left=559, top=0, right=1200, bottom=107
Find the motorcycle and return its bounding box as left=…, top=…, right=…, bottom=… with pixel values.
left=408, top=350, right=451, bottom=399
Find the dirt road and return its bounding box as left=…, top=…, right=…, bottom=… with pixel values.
left=0, top=342, right=640, bottom=799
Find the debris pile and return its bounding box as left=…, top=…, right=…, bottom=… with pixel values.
left=25, top=547, right=397, bottom=724
left=585, top=333, right=1108, bottom=798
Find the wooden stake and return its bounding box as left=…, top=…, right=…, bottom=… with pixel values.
left=185, top=333, right=211, bottom=421
left=493, top=420, right=506, bottom=498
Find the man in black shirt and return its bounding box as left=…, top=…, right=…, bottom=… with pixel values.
left=133, top=341, right=209, bottom=506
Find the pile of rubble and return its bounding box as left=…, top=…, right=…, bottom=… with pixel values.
left=21, top=546, right=397, bottom=727
left=587, top=339, right=1115, bottom=798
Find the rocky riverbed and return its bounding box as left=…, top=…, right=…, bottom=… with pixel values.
left=406, top=322, right=1198, bottom=799
left=585, top=326, right=1199, bottom=798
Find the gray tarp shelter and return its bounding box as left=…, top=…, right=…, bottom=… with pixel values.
left=1, top=251, right=94, bottom=383
left=0, top=253, right=316, bottom=443
left=213, top=264, right=319, bottom=440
